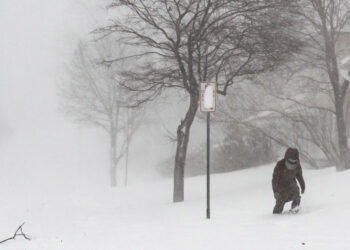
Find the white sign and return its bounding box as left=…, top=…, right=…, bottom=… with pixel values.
left=200, top=82, right=216, bottom=112
left=340, top=56, right=350, bottom=81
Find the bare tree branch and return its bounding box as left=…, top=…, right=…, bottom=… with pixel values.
left=0, top=223, right=31, bottom=245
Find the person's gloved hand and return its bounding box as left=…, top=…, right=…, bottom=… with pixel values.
left=301, top=187, right=305, bottom=194
left=274, top=192, right=279, bottom=199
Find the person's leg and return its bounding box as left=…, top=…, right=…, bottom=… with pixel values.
left=273, top=201, right=285, bottom=214
left=291, top=193, right=301, bottom=209
left=273, top=194, right=287, bottom=214
left=290, top=186, right=301, bottom=209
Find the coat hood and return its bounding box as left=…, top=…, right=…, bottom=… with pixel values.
left=284, top=148, right=299, bottom=170
left=284, top=148, right=299, bottom=161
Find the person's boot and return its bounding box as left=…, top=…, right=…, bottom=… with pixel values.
left=290, top=195, right=301, bottom=213
left=273, top=202, right=284, bottom=214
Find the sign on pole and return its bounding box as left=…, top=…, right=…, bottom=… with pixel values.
left=340, top=56, right=350, bottom=81
left=200, top=82, right=216, bottom=112
left=200, top=82, right=217, bottom=219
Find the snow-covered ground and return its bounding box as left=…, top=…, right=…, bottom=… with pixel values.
left=3, top=1, right=349, bottom=249
left=1, top=165, right=349, bottom=250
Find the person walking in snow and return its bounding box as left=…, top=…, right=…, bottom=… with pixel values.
left=272, top=147, right=305, bottom=214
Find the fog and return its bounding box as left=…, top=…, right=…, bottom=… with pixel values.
left=0, top=0, right=198, bottom=194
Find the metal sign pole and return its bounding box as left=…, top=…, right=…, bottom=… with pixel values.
left=206, top=112, right=211, bottom=219
left=200, top=82, right=215, bottom=220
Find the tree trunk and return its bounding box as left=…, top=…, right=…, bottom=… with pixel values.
left=173, top=93, right=198, bottom=202
left=335, top=99, right=349, bottom=171
left=110, top=132, right=118, bottom=187
left=125, top=110, right=130, bottom=186
left=124, top=141, right=129, bottom=186
left=110, top=106, right=120, bottom=187
left=329, top=61, right=349, bottom=171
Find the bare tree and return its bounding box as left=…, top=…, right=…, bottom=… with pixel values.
left=291, top=0, right=350, bottom=170
left=96, top=0, right=302, bottom=202
left=61, top=40, right=143, bottom=187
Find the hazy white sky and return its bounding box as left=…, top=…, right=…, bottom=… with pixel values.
left=0, top=0, right=93, bottom=128
left=0, top=0, right=120, bottom=192
left=0, top=0, right=207, bottom=195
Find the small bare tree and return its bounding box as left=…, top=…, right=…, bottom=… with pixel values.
left=61, top=40, right=142, bottom=187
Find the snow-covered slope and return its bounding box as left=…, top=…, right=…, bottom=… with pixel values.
left=1, top=165, right=350, bottom=250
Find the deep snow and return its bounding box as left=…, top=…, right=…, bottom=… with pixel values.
left=1, top=1, right=349, bottom=249
left=1, top=165, right=349, bottom=250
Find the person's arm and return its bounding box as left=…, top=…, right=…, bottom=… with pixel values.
left=296, top=166, right=305, bottom=194
left=272, top=165, right=281, bottom=196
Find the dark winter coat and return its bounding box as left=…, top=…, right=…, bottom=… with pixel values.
left=272, top=148, right=305, bottom=201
